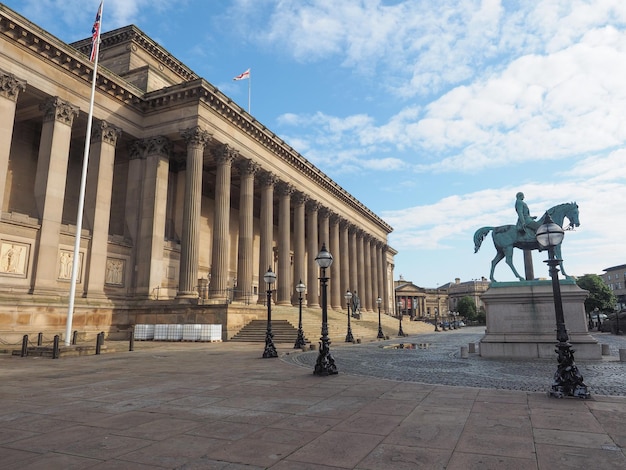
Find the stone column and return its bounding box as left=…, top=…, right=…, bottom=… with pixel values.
left=292, top=191, right=307, bottom=305
left=339, top=220, right=350, bottom=307
left=257, top=171, right=276, bottom=304
left=318, top=207, right=331, bottom=304
left=382, top=245, right=389, bottom=315
left=364, top=235, right=373, bottom=311
left=177, top=126, right=211, bottom=298
left=210, top=144, right=238, bottom=300
left=329, top=214, right=341, bottom=310
left=376, top=242, right=386, bottom=312
left=371, top=238, right=381, bottom=307
left=357, top=231, right=367, bottom=311
left=349, top=225, right=359, bottom=302
left=276, top=182, right=293, bottom=305
left=306, top=200, right=320, bottom=308
left=235, top=158, right=258, bottom=302
left=136, top=136, right=171, bottom=299
left=84, top=121, right=121, bottom=297
left=0, top=72, right=26, bottom=212
left=32, top=97, right=79, bottom=294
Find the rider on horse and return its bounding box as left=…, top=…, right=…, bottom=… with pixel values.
left=515, top=192, right=540, bottom=242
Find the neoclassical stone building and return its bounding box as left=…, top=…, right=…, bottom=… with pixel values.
left=0, top=6, right=395, bottom=340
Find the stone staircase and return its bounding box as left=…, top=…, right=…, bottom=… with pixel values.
left=229, top=319, right=308, bottom=344
left=247, top=304, right=433, bottom=344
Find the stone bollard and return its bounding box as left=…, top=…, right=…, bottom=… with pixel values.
left=620, top=349, right=626, bottom=362
left=468, top=343, right=476, bottom=353
left=460, top=346, right=469, bottom=359
left=601, top=344, right=610, bottom=355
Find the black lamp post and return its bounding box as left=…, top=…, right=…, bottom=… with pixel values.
left=397, top=300, right=405, bottom=337
left=345, top=290, right=354, bottom=342
left=376, top=297, right=385, bottom=339
left=434, top=308, right=439, bottom=332
left=262, top=267, right=278, bottom=358
left=294, top=279, right=306, bottom=349
left=314, top=243, right=338, bottom=376
left=536, top=212, right=590, bottom=399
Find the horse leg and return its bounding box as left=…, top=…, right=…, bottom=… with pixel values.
left=490, top=250, right=505, bottom=282
left=504, top=247, right=524, bottom=281
left=554, top=245, right=573, bottom=279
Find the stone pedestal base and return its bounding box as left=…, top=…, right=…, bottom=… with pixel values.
left=480, top=281, right=601, bottom=360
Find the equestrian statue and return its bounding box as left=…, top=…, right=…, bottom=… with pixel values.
left=474, top=193, right=580, bottom=282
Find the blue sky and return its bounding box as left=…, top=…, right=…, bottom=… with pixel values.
left=7, top=0, right=626, bottom=287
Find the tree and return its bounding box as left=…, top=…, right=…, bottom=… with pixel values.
left=457, top=296, right=478, bottom=320
left=576, top=274, right=616, bottom=313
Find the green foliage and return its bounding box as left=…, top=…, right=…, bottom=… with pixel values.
left=576, top=274, right=617, bottom=313
left=457, top=296, right=478, bottom=320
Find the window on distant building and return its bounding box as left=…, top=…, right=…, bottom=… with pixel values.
left=608, top=274, right=612, bottom=280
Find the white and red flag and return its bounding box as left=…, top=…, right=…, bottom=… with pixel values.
left=233, top=68, right=250, bottom=80
left=90, top=2, right=103, bottom=61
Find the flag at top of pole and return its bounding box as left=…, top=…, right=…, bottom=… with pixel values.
left=233, top=68, right=250, bottom=80
left=233, top=68, right=251, bottom=113
left=90, top=2, right=103, bottom=61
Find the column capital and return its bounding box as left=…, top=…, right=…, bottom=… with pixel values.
left=40, top=97, right=79, bottom=126
left=92, top=120, right=122, bottom=146
left=292, top=191, right=309, bottom=206
left=339, top=218, right=350, bottom=230
left=128, top=135, right=171, bottom=160
left=329, top=212, right=341, bottom=225
left=319, top=206, right=331, bottom=219
left=236, top=158, right=260, bottom=176
left=276, top=181, right=294, bottom=197
left=0, top=72, right=26, bottom=102
left=258, top=170, right=278, bottom=187
left=213, top=143, right=239, bottom=165
left=306, top=199, right=320, bottom=212
left=180, top=126, right=212, bottom=149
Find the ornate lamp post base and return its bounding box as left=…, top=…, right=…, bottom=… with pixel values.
left=294, top=330, right=306, bottom=349
left=549, top=342, right=590, bottom=399
left=262, top=329, right=278, bottom=358
left=314, top=338, right=338, bottom=376
left=345, top=329, right=354, bottom=343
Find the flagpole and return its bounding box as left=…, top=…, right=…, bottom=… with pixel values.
left=65, top=1, right=103, bottom=346
left=248, top=69, right=251, bottom=114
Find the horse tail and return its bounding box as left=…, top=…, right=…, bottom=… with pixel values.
left=473, top=227, right=493, bottom=253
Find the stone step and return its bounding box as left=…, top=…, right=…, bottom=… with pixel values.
left=230, top=319, right=308, bottom=343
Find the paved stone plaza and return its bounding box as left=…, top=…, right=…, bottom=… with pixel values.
left=0, top=327, right=625, bottom=469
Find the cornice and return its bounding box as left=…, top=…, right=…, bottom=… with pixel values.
left=0, top=7, right=143, bottom=107
left=70, top=25, right=199, bottom=83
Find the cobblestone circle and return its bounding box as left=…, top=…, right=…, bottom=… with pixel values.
left=283, top=327, right=626, bottom=396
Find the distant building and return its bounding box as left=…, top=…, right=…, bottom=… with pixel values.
left=394, top=277, right=448, bottom=320
left=601, top=264, right=626, bottom=311
left=445, top=277, right=490, bottom=312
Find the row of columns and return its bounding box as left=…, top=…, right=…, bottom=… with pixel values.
left=0, top=71, right=390, bottom=311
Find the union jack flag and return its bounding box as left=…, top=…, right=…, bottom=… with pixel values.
left=90, top=2, right=103, bottom=61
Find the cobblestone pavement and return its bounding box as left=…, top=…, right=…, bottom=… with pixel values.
left=284, top=327, right=626, bottom=396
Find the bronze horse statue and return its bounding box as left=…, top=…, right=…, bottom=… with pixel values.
left=474, top=202, right=580, bottom=282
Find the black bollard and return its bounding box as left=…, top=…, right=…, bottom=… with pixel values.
left=21, top=334, right=28, bottom=357
left=52, top=335, right=60, bottom=359
left=37, top=332, right=43, bottom=346
left=129, top=330, right=134, bottom=352
left=72, top=330, right=78, bottom=345
left=95, top=332, right=103, bottom=355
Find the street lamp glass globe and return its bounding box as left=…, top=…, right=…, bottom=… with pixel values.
left=295, top=280, right=306, bottom=294
left=263, top=267, right=277, bottom=285
left=376, top=297, right=382, bottom=305
left=536, top=213, right=565, bottom=249
left=315, top=243, right=334, bottom=269
left=344, top=290, right=352, bottom=301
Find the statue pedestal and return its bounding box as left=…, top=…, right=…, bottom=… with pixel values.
left=480, top=281, right=601, bottom=359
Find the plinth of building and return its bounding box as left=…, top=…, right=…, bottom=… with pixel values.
left=480, top=280, right=601, bottom=360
